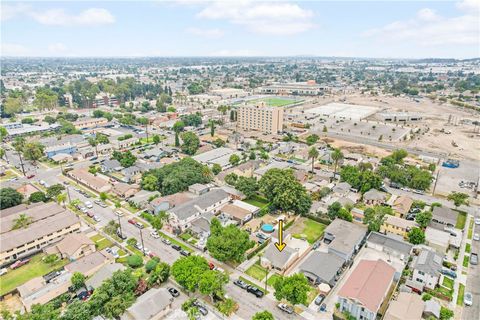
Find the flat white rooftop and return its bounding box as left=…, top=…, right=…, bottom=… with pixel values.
left=306, top=102, right=379, bottom=120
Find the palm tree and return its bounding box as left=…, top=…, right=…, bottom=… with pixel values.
left=308, top=147, right=319, bottom=173
left=12, top=137, right=26, bottom=176
left=56, top=193, right=67, bottom=208
left=88, top=137, right=99, bottom=157
left=331, top=148, right=344, bottom=180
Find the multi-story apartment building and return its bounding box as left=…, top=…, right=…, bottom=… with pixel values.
left=73, top=117, right=109, bottom=130
left=237, top=102, right=284, bottom=134
left=0, top=203, right=81, bottom=266
left=380, top=215, right=419, bottom=239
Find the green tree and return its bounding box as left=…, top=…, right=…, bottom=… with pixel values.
left=3, top=97, right=23, bottom=116
left=12, top=213, right=33, bottom=230
left=173, top=120, right=185, bottom=133
left=229, top=154, right=241, bottom=166
left=127, top=255, right=143, bottom=268
left=175, top=131, right=180, bottom=147
left=210, top=120, right=215, bottom=137
left=306, top=134, right=319, bottom=146
left=152, top=134, right=161, bottom=144
left=44, top=254, right=59, bottom=265
left=207, top=218, right=255, bottom=262
left=216, top=298, right=238, bottom=316
left=415, top=210, right=433, bottom=228
left=440, top=306, right=454, bottom=320
left=327, top=202, right=342, bottom=220
left=212, top=138, right=226, bottom=148
left=46, top=183, right=65, bottom=199
left=212, top=163, right=222, bottom=175
left=0, top=188, right=23, bottom=209
left=408, top=227, right=426, bottom=244
left=56, top=193, right=67, bottom=208
left=273, top=273, right=310, bottom=305
left=363, top=205, right=392, bottom=232
left=259, top=169, right=312, bottom=215
left=61, top=300, right=91, bottom=320
left=308, top=147, right=319, bottom=173
left=199, top=270, right=229, bottom=302
left=142, top=174, right=158, bottom=191
left=127, top=238, right=137, bottom=246
left=338, top=207, right=353, bottom=222
left=172, top=255, right=210, bottom=292
left=71, top=272, right=86, bottom=290
left=181, top=132, right=200, bottom=155
left=99, top=192, right=108, bottom=201
left=224, top=173, right=238, bottom=186
left=22, top=142, right=45, bottom=163
left=252, top=311, right=274, bottom=320
left=331, top=148, right=344, bottom=180
left=145, top=258, right=159, bottom=273
left=29, top=191, right=47, bottom=203
left=447, top=192, right=469, bottom=208
left=235, top=176, right=258, bottom=198
left=148, top=262, right=170, bottom=286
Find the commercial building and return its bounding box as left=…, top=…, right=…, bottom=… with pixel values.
left=258, top=80, right=324, bottom=96
left=377, top=112, right=423, bottom=123
left=237, top=102, right=284, bottom=134
left=4, top=123, right=60, bottom=137
left=337, top=259, right=396, bottom=320
left=0, top=203, right=81, bottom=265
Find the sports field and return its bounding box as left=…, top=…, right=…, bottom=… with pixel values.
left=236, top=96, right=303, bottom=107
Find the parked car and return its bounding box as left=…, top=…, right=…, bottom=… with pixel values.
left=86, top=211, right=94, bottom=218
left=233, top=279, right=248, bottom=290
left=80, top=207, right=88, bottom=213
left=192, top=300, right=208, bottom=316
left=474, top=233, right=480, bottom=241
left=26, top=174, right=35, bottom=179
left=161, top=238, right=171, bottom=245
left=464, top=292, right=473, bottom=306
left=440, top=268, right=457, bottom=278
left=168, top=287, right=180, bottom=297
left=98, top=202, right=107, bottom=208
left=247, top=286, right=264, bottom=298
left=150, top=231, right=159, bottom=239
left=475, top=218, right=480, bottom=225
left=135, top=222, right=144, bottom=229
left=277, top=303, right=294, bottom=314
left=319, top=303, right=327, bottom=312
left=128, top=219, right=136, bottom=225
left=180, top=250, right=190, bottom=256
left=11, top=259, right=30, bottom=269
left=0, top=268, right=8, bottom=276
left=117, top=230, right=127, bottom=240
left=256, top=232, right=269, bottom=240
left=209, top=262, right=215, bottom=270
left=171, top=244, right=182, bottom=251
left=93, top=215, right=101, bottom=222
left=84, top=201, right=93, bottom=209
left=134, top=243, right=143, bottom=250
left=470, top=253, right=478, bottom=265
left=115, top=211, right=124, bottom=217
left=314, top=294, right=326, bottom=305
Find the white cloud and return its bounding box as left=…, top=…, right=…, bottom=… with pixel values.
left=196, top=1, right=315, bottom=35
left=186, top=27, right=224, bottom=38
left=363, top=2, right=479, bottom=47
left=2, top=43, right=30, bottom=56
left=456, top=0, right=480, bottom=11
left=48, top=43, right=68, bottom=54
left=1, top=4, right=115, bottom=26
left=29, top=8, right=115, bottom=26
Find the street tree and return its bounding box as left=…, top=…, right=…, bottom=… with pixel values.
left=181, top=132, right=200, bottom=155
left=172, top=255, right=210, bottom=292
left=308, top=147, right=319, bottom=173
left=331, top=148, right=344, bottom=180
left=273, top=273, right=310, bottom=306
left=71, top=272, right=86, bottom=290
left=0, top=188, right=24, bottom=209
left=447, top=192, right=469, bottom=208
left=408, top=227, right=426, bottom=244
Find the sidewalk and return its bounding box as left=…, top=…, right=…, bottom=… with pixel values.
left=450, top=214, right=472, bottom=310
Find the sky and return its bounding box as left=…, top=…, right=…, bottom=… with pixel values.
left=1, top=0, right=479, bottom=59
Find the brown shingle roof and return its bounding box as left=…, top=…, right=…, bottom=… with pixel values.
left=221, top=204, right=251, bottom=220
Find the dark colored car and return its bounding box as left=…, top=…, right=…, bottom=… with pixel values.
left=233, top=279, right=249, bottom=290
left=44, top=270, right=61, bottom=283
left=116, top=230, right=127, bottom=240
left=247, top=286, right=264, bottom=298
left=168, top=287, right=180, bottom=297
left=171, top=244, right=182, bottom=251
left=319, top=303, right=327, bottom=312
left=192, top=300, right=209, bottom=316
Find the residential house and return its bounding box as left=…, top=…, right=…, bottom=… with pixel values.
left=323, top=219, right=368, bottom=262
left=45, top=143, right=77, bottom=159
left=68, top=168, right=111, bottom=193
left=220, top=185, right=246, bottom=200
left=86, top=263, right=125, bottom=289
left=337, top=259, right=396, bottom=320
left=381, top=215, right=419, bottom=239
left=101, top=159, right=122, bottom=173
left=384, top=292, right=424, bottom=320
left=366, top=232, right=413, bottom=262
left=392, top=196, right=413, bottom=218
left=129, top=190, right=158, bottom=209
left=363, top=189, right=388, bottom=205
left=298, top=251, right=345, bottom=286
left=122, top=288, right=173, bottom=320
left=253, top=160, right=292, bottom=178
left=261, top=241, right=298, bottom=273
left=332, top=182, right=352, bottom=197
left=148, top=192, right=193, bottom=215
left=220, top=200, right=259, bottom=225
left=411, top=248, right=443, bottom=290
left=167, top=189, right=230, bottom=232
left=112, top=137, right=137, bottom=150
left=121, top=165, right=143, bottom=183
left=18, top=272, right=72, bottom=311
left=44, top=233, right=95, bottom=260
left=113, top=183, right=140, bottom=199
left=192, top=147, right=240, bottom=169
left=188, top=183, right=210, bottom=195
left=423, top=299, right=441, bottom=319
left=65, top=250, right=115, bottom=278
left=425, top=227, right=450, bottom=254
left=15, top=184, right=40, bottom=199
left=74, top=117, right=108, bottom=130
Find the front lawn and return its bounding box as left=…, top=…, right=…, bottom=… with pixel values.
left=0, top=170, right=18, bottom=182
left=455, top=211, right=467, bottom=230
left=246, top=263, right=267, bottom=281
left=0, top=254, right=68, bottom=295
left=442, top=276, right=454, bottom=290
left=465, top=243, right=471, bottom=254
left=463, top=255, right=469, bottom=268
left=292, top=219, right=327, bottom=244
left=457, top=283, right=465, bottom=306
left=267, top=274, right=282, bottom=287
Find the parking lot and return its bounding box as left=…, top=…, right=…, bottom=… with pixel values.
left=435, top=159, right=479, bottom=197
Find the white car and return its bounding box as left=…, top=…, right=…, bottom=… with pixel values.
left=84, top=201, right=93, bottom=209
left=473, top=233, right=480, bottom=241
left=93, top=215, right=101, bottom=222
left=475, top=218, right=480, bottom=225
left=144, top=248, right=151, bottom=256
left=464, top=292, right=473, bottom=306
left=150, top=231, right=160, bottom=239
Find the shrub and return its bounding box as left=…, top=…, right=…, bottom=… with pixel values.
left=127, top=255, right=143, bottom=268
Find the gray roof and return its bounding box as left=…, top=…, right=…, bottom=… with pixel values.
left=324, top=219, right=367, bottom=257
left=412, top=249, right=443, bottom=276
left=102, top=159, right=121, bottom=170
left=367, top=232, right=413, bottom=256
left=86, top=263, right=125, bottom=288
left=169, top=189, right=229, bottom=221
left=190, top=216, right=211, bottom=235
left=263, top=243, right=296, bottom=269
left=122, top=288, right=172, bottom=320
left=432, top=206, right=457, bottom=226
left=332, top=182, right=351, bottom=194
left=299, top=251, right=344, bottom=285
left=363, top=189, right=387, bottom=201
left=423, top=299, right=441, bottom=318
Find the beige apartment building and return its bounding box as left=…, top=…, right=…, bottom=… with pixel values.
left=237, top=102, right=284, bottom=134
left=73, top=117, right=108, bottom=130
left=0, top=203, right=81, bottom=266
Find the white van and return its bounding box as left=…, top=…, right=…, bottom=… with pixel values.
left=84, top=201, right=93, bottom=209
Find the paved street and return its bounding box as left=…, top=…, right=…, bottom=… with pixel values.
left=463, top=211, right=480, bottom=320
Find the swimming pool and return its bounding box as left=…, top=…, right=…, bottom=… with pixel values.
left=261, top=224, right=274, bottom=233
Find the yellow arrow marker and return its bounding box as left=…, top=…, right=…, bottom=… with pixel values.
left=274, top=219, right=286, bottom=252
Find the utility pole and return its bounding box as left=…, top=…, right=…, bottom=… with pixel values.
left=117, top=214, right=123, bottom=238
left=17, top=151, right=26, bottom=176
left=66, top=185, right=72, bottom=203
left=139, top=228, right=146, bottom=256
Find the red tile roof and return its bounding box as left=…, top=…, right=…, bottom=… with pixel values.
left=338, top=259, right=395, bottom=312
